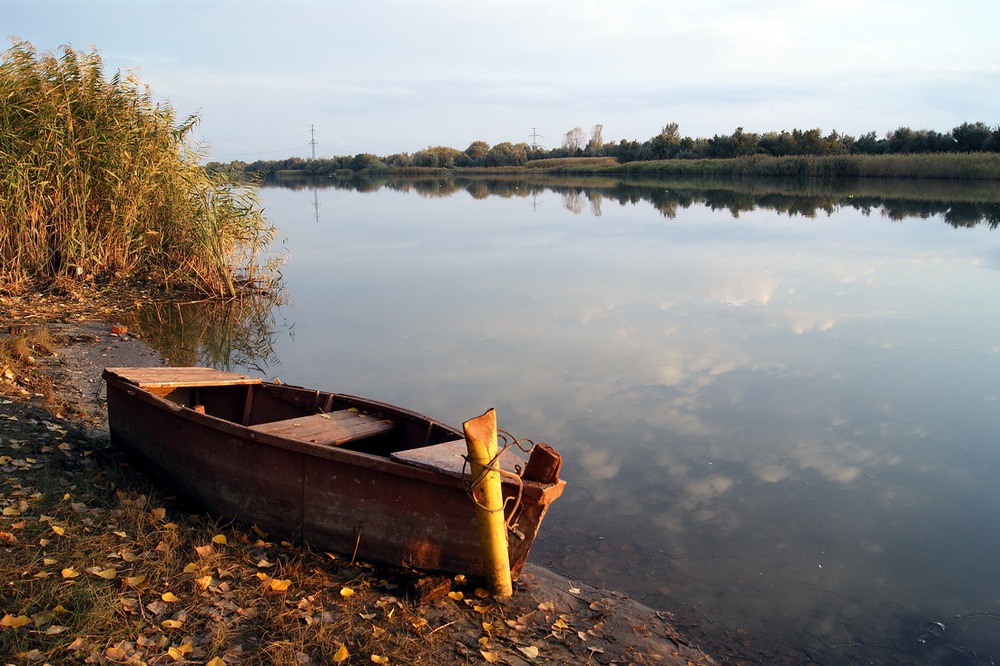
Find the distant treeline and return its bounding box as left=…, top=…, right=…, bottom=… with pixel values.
left=209, top=121, right=1000, bottom=179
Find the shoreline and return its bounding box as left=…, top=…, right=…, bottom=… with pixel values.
left=2, top=302, right=716, bottom=665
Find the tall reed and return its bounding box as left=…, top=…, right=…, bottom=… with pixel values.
left=0, top=40, right=281, bottom=296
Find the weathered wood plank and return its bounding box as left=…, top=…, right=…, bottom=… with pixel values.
left=105, top=366, right=262, bottom=388
left=392, top=439, right=527, bottom=478
left=249, top=410, right=396, bottom=447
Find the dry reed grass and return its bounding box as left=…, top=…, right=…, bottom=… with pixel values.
left=0, top=40, right=282, bottom=297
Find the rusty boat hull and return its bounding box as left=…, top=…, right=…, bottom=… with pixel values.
left=102, top=367, right=564, bottom=579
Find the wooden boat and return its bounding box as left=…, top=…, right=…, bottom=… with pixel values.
left=102, top=367, right=565, bottom=579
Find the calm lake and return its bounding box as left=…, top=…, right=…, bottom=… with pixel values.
left=144, top=175, right=1000, bottom=664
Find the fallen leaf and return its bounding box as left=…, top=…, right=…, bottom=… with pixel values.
left=474, top=588, right=490, bottom=598
left=161, top=592, right=180, bottom=603
left=332, top=644, right=350, bottom=663
left=61, top=568, right=79, bottom=578
left=448, top=591, right=464, bottom=601
left=50, top=525, right=65, bottom=536
left=256, top=558, right=274, bottom=567
left=168, top=642, right=193, bottom=660
left=518, top=645, right=540, bottom=659
left=269, top=579, right=291, bottom=592
left=370, top=654, right=389, bottom=664
left=195, top=575, right=213, bottom=590
left=195, top=545, right=214, bottom=558
left=340, top=587, right=355, bottom=598
left=92, top=568, right=117, bottom=580
left=152, top=507, right=166, bottom=520
left=480, top=650, right=499, bottom=663
left=161, top=619, right=184, bottom=629
left=212, top=534, right=227, bottom=545
left=0, top=614, right=31, bottom=628
left=124, top=575, right=145, bottom=589
left=207, top=658, right=227, bottom=666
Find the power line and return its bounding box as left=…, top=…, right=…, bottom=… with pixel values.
left=529, top=127, right=544, bottom=150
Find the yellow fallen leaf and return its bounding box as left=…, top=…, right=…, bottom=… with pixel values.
left=61, top=568, right=79, bottom=579
left=2, top=507, right=20, bottom=516
left=256, top=558, right=274, bottom=567
left=370, top=654, right=389, bottom=664
left=332, top=644, right=350, bottom=663
left=207, top=658, right=227, bottom=666
left=553, top=618, right=569, bottom=630
left=50, top=525, right=65, bottom=536
left=195, top=575, right=213, bottom=590
left=168, top=642, right=193, bottom=660
left=340, top=587, right=354, bottom=598
left=195, top=544, right=214, bottom=558
left=212, top=534, right=227, bottom=545
left=255, top=572, right=268, bottom=581
left=52, top=604, right=69, bottom=614
left=126, top=575, right=146, bottom=587
left=152, top=507, right=166, bottom=520
left=480, top=650, right=499, bottom=664
left=474, top=588, right=490, bottom=598
left=183, top=562, right=199, bottom=573
left=518, top=645, right=540, bottom=659
left=161, top=619, right=183, bottom=629
left=42, top=557, right=57, bottom=566
left=371, top=625, right=386, bottom=639
left=161, top=592, right=180, bottom=603
left=0, top=614, right=31, bottom=628
left=93, top=568, right=117, bottom=580
left=474, top=604, right=490, bottom=614
left=447, top=591, right=464, bottom=601
left=269, top=579, right=291, bottom=592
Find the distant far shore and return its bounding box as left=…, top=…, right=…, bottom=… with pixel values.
left=219, top=153, right=1000, bottom=183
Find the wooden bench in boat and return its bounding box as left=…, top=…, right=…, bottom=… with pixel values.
left=248, top=410, right=396, bottom=447
left=391, top=439, right=527, bottom=479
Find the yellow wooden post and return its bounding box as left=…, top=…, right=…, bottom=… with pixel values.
left=463, top=408, right=513, bottom=597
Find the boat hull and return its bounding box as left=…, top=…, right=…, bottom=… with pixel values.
left=103, top=367, right=564, bottom=578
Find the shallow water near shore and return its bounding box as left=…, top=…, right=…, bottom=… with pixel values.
left=147, top=175, right=1000, bottom=664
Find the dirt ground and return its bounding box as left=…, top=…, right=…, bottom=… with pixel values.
left=1, top=291, right=717, bottom=665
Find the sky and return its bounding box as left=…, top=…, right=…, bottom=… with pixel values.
left=6, top=0, right=999, bottom=162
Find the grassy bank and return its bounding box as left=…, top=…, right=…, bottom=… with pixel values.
left=598, top=152, right=1000, bottom=180
left=0, top=41, right=281, bottom=297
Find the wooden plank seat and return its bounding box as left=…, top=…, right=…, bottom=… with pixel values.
left=391, top=439, right=527, bottom=479
left=248, top=410, right=396, bottom=447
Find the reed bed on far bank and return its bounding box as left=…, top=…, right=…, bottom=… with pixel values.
left=608, top=153, right=1000, bottom=180
left=0, top=41, right=281, bottom=297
